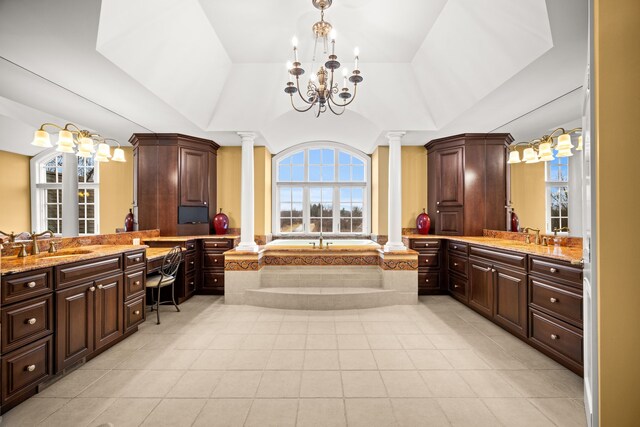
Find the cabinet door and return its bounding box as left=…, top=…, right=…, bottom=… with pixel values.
left=436, top=147, right=464, bottom=207
left=94, top=274, right=123, bottom=351
left=180, top=148, right=209, bottom=206
left=468, top=258, right=494, bottom=318
left=493, top=266, right=527, bottom=337
left=436, top=207, right=464, bottom=235
left=55, top=282, right=94, bottom=372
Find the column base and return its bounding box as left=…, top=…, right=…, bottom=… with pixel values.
left=384, top=242, right=407, bottom=252
left=236, top=242, right=260, bottom=252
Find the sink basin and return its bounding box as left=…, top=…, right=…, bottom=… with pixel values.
left=40, top=249, right=93, bottom=258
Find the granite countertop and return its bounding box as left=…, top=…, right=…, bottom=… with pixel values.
left=1, top=244, right=148, bottom=275
left=143, top=235, right=240, bottom=243
left=403, top=234, right=583, bottom=265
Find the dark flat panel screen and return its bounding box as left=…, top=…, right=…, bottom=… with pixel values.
left=178, top=206, right=209, bottom=224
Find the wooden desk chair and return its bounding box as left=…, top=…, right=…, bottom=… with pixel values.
left=146, top=246, right=182, bottom=324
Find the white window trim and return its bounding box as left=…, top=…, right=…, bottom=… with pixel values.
left=544, top=152, right=577, bottom=235
left=30, top=149, right=101, bottom=235
left=272, top=141, right=371, bottom=236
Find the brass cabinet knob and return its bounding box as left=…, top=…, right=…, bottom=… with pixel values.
left=425, top=279, right=429, bottom=283
left=134, top=281, right=141, bottom=286
left=453, top=245, right=458, bottom=249
left=190, top=261, right=195, bottom=265
left=26, top=281, right=37, bottom=288
left=454, top=263, right=458, bottom=267
left=550, top=267, right=558, bottom=273
left=97, top=284, right=104, bottom=290
left=135, top=257, right=141, bottom=262
left=425, top=243, right=429, bottom=247
left=26, top=364, right=36, bottom=372
left=89, top=286, right=96, bottom=292
left=213, top=278, right=218, bottom=282
left=491, top=268, right=496, bottom=272
left=549, top=297, right=558, bottom=303
left=436, top=201, right=440, bottom=205
left=551, top=334, right=559, bottom=340
left=454, top=284, right=460, bottom=288
left=134, top=310, right=140, bottom=315
left=436, top=210, right=440, bottom=214
left=214, top=259, right=218, bottom=263
left=214, top=244, right=218, bottom=247
left=204, top=201, right=207, bottom=205
left=26, top=318, right=37, bottom=325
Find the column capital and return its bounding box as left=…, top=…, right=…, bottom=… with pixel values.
left=386, top=131, right=406, bottom=142
left=237, top=132, right=257, bottom=142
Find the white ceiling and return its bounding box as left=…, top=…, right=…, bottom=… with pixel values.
left=0, top=0, right=587, bottom=155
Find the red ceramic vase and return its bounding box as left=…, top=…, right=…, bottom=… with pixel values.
left=416, top=208, right=431, bottom=235
left=510, top=211, right=520, bottom=232
left=124, top=209, right=135, bottom=232
left=213, top=208, right=229, bottom=235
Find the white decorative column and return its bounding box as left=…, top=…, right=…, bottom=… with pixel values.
left=61, top=153, right=79, bottom=236
left=384, top=131, right=406, bottom=252
left=236, top=132, right=259, bottom=252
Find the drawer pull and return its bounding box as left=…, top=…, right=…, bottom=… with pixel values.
left=26, top=318, right=37, bottom=325
left=549, top=267, right=558, bottom=273
left=425, top=279, right=429, bottom=283
left=551, top=334, right=559, bottom=340
left=134, top=281, right=141, bottom=286
left=213, top=278, right=218, bottom=282
left=97, top=284, right=104, bottom=290
left=453, top=245, right=458, bottom=250
left=214, top=259, right=218, bottom=263
left=134, top=257, right=141, bottom=262
left=89, top=286, right=96, bottom=292
left=26, top=281, right=37, bottom=288
left=454, top=284, right=460, bottom=289
left=26, top=364, right=36, bottom=372
left=453, top=262, right=458, bottom=267
left=491, top=268, right=496, bottom=273
left=190, top=261, right=195, bottom=266
left=214, top=244, right=218, bottom=247
left=436, top=210, right=440, bottom=214
left=549, top=297, right=558, bottom=303
left=134, top=310, right=140, bottom=315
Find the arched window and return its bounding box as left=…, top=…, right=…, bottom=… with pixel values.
left=31, top=150, right=100, bottom=235
left=272, top=142, right=370, bottom=234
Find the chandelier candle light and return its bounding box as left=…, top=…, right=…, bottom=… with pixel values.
left=507, top=127, right=582, bottom=165
left=31, top=122, right=126, bottom=163
left=284, top=0, right=363, bottom=117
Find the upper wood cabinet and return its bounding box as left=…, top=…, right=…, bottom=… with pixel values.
left=180, top=148, right=209, bottom=207
left=130, top=134, right=219, bottom=236
left=426, top=133, right=513, bottom=236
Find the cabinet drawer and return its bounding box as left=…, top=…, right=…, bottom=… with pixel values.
left=1, top=294, right=53, bottom=354
left=418, top=253, right=439, bottom=269
left=529, top=278, right=583, bottom=327
left=184, top=272, right=197, bottom=295
left=418, top=272, right=439, bottom=290
left=448, top=241, right=468, bottom=255
left=530, top=309, right=583, bottom=366
left=185, top=252, right=197, bottom=273
left=125, top=270, right=145, bottom=300
left=124, top=251, right=146, bottom=270
left=448, top=254, right=468, bottom=277
left=202, top=271, right=224, bottom=290
left=449, top=274, right=467, bottom=302
left=203, top=254, right=225, bottom=269
left=56, top=255, right=122, bottom=289
left=529, top=257, right=583, bottom=287
left=1, top=335, right=52, bottom=403
left=203, top=240, right=232, bottom=251
left=185, top=240, right=197, bottom=251
left=410, top=239, right=440, bottom=251
left=469, top=246, right=527, bottom=270
left=124, top=296, right=145, bottom=333
left=1, top=269, right=52, bottom=305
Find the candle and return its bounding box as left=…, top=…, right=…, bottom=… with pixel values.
left=330, top=29, right=336, bottom=55
left=354, top=47, right=359, bottom=70
left=342, top=68, right=348, bottom=88
left=292, top=37, right=298, bottom=62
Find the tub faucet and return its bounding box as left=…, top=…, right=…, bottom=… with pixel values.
left=523, top=227, right=541, bottom=245
left=318, top=232, right=324, bottom=249
left=29, top=230, right=54, bottom=255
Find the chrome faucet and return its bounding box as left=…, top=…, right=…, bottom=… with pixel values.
left=523, top=227, right=541, bottom=245
left=30, top=230, right=54, bottom=255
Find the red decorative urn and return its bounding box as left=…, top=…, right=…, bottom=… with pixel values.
left=416, top=208, right=431, bottom=235
left=124, top=209, right=135, bottom=232
left=510, top=210, right=520, bottom=232
left=213, top=208, right=229, bottom=235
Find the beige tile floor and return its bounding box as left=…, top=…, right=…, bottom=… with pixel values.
left=1, top=295, right=587, bottom=426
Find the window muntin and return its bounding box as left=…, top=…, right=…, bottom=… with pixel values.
left=274, top=144, right=369, bottom=234
left=546, top=152, right=569, bottom=233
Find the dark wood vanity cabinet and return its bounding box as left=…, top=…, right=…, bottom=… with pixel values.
left=409, top=239, right=443, bottom=294
left=468, top=257, right=494, bottom=318
left=426, top=133, right=513, bottom=236
left=130, top=133, right=219, bottom=236
left=201, top=238, right=235, bottom=294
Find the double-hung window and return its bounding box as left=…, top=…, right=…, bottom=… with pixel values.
left=545, top=151, right=569, bottom=233
left=274, top=144, right=369, bottom=234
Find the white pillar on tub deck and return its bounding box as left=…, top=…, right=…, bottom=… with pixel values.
left=384, top=131, right=406, bottom=252
left=236, top=132, right=259, bottom=252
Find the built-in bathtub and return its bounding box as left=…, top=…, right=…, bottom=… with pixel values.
left=266, top=238, right=380, bottom=248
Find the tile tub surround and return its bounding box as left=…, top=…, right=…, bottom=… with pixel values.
left=0, top=295, right=587, bottom=426
left=0, top=229, right=160, bottom=257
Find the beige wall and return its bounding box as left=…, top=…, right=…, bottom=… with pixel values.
left=0, top=150, right=31, bottom=232
left=99, top=148, right=134, bottom=234
left=595, top=0, right=640, bottom=424
left=509, top=150, right=546, bottom=232
left=216, top=146, right=242, bottom=229
left=254, top=146, right=272, bottom=235
left=371, top=146, right=389, bottom=235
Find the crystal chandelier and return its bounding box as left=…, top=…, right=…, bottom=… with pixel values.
left=284, top=0, right=363, bottom=117
left=31, top=122, right=126, bottom=163
left=507, top=127, right=583, bottom=164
